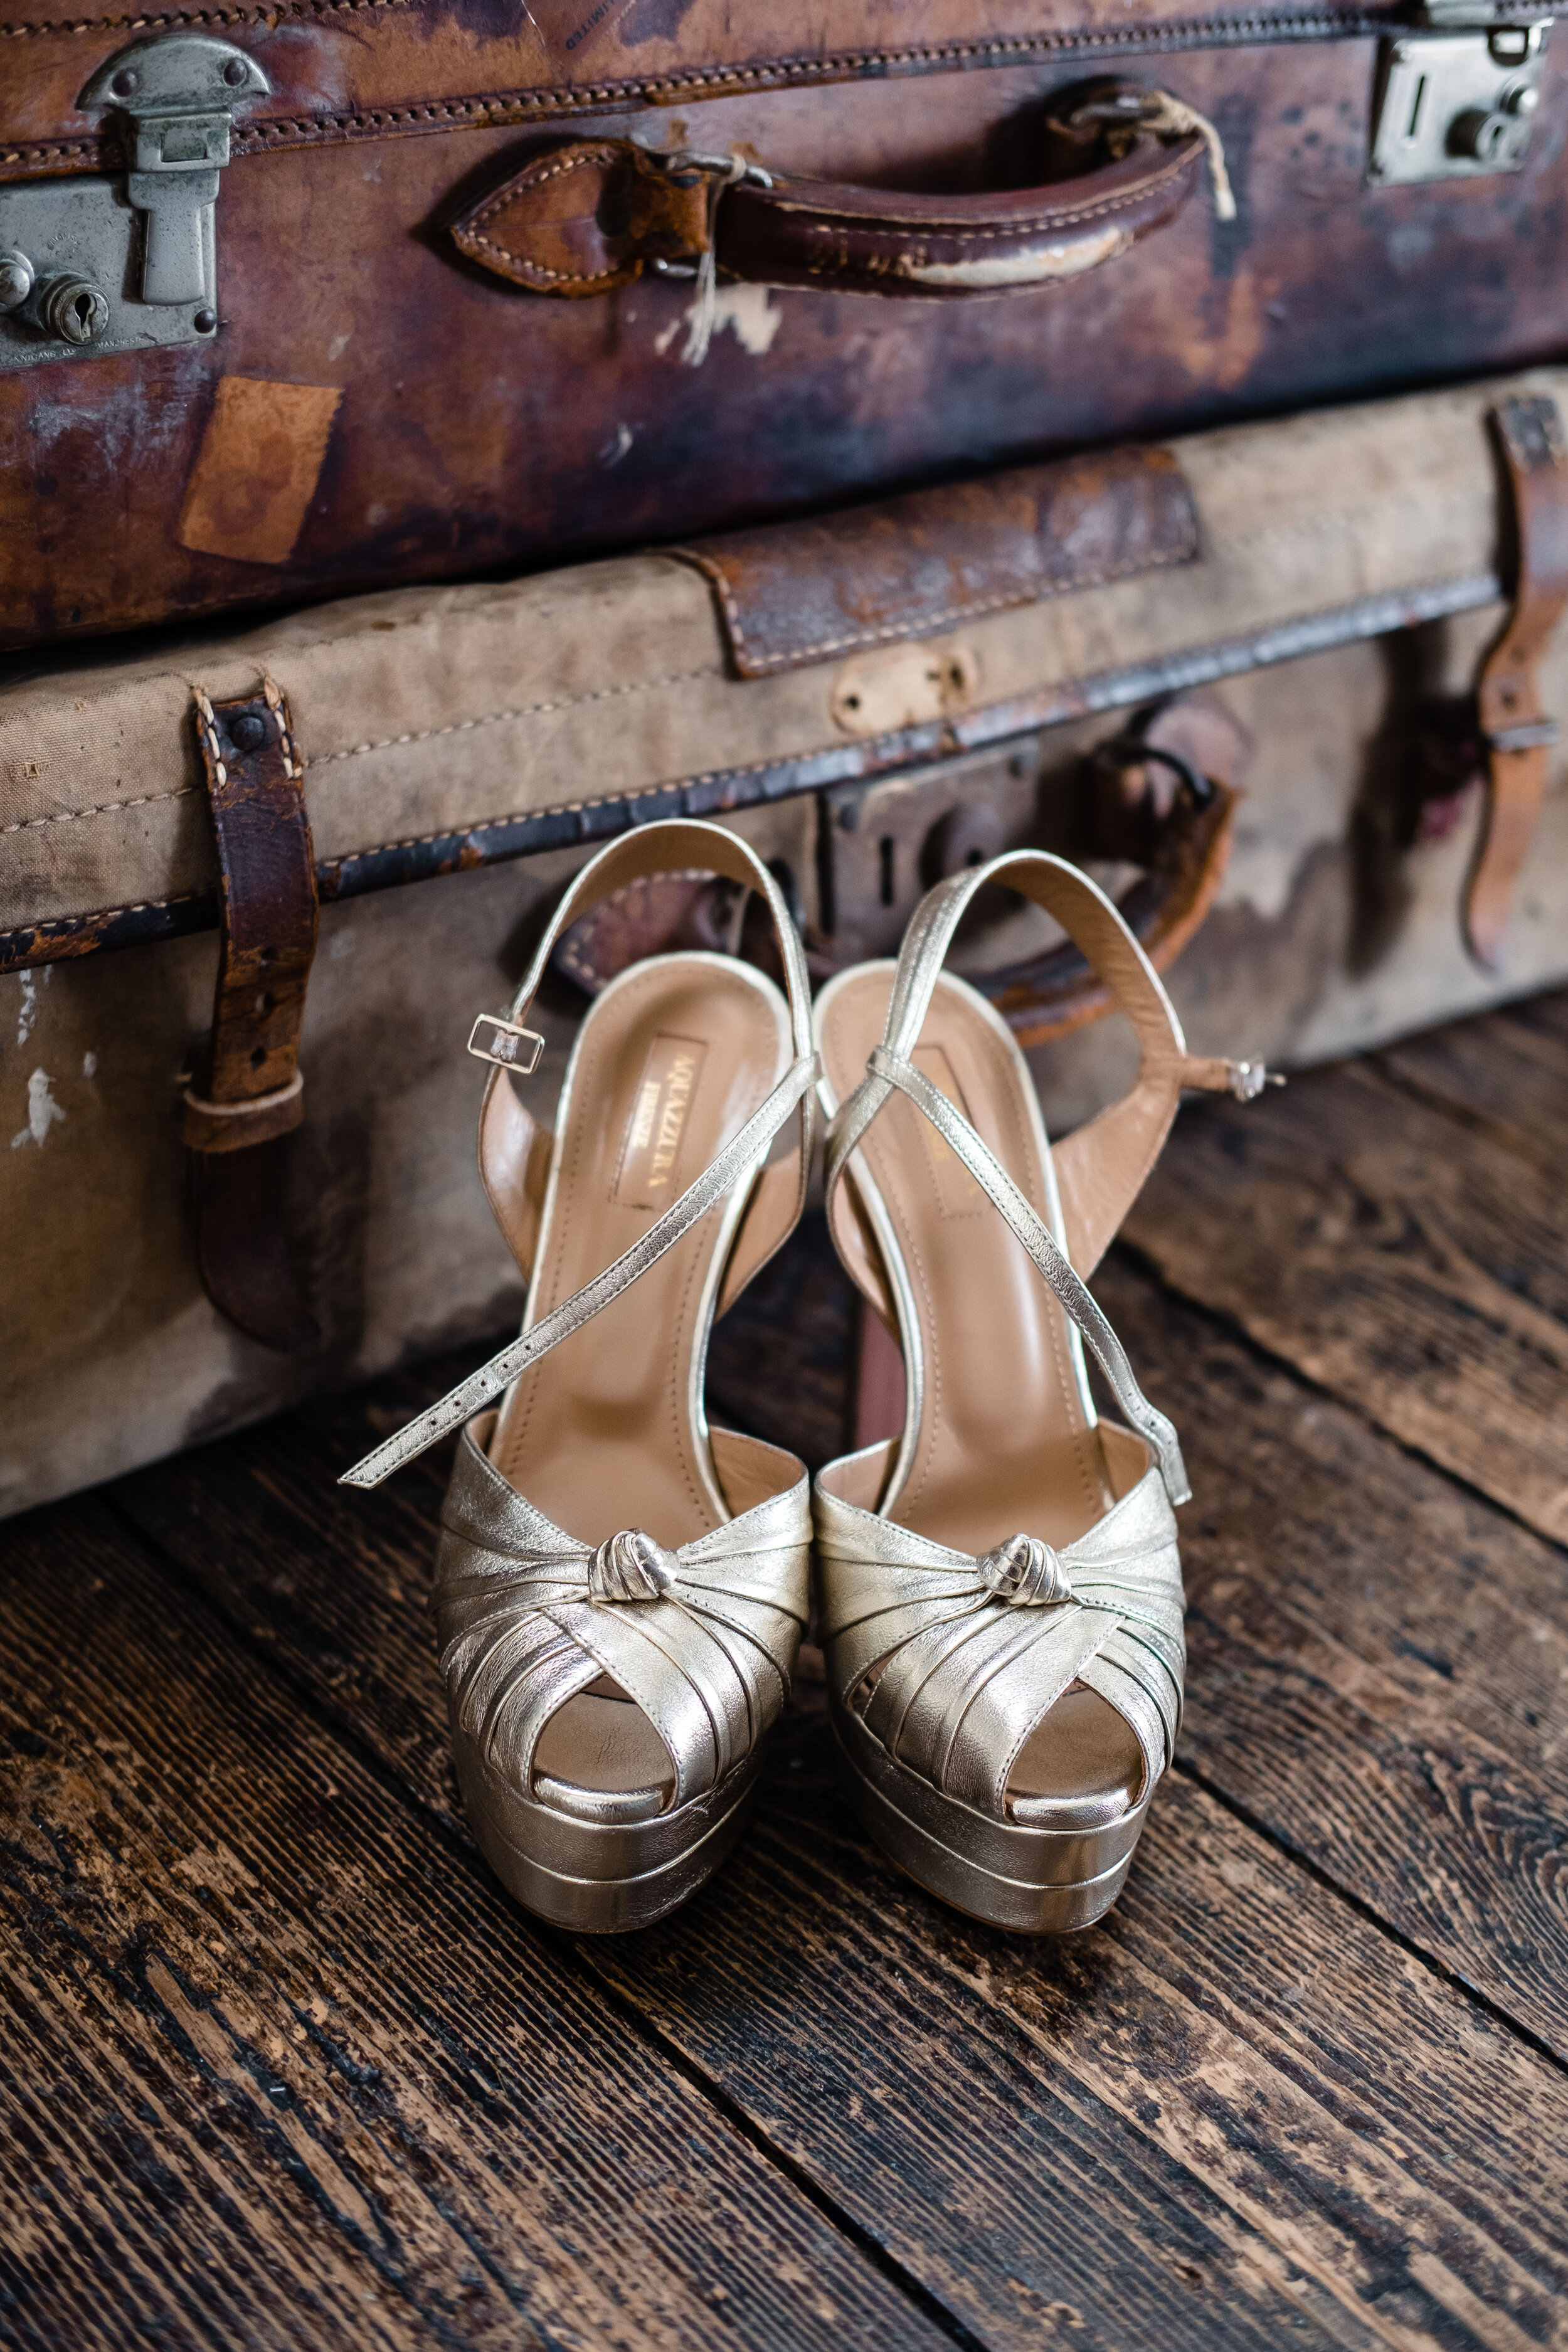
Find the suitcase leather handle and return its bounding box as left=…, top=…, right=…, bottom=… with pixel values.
left=974, top=764, right=1238, bottom=1050
left=967, top=692, right=1249, bottom=1049
left=1461, top=395, right=1568, bottom=970
left=450, top=85, right=1224, bottom=306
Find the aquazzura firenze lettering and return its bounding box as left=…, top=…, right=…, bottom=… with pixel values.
left=615, top=1034, right=708, bottom=1210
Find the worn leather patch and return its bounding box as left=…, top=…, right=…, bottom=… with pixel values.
left=671, top=446, right=1199, bottom=678
left=178, top=377, right=343, bottom=568
left=450, top=142, right=711, bottom=297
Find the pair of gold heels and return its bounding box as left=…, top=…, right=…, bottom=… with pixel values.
left=344, top=818, right=1253, bottom=1935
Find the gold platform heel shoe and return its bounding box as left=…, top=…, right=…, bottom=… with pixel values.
left=343, top=820, right=817, bottom=1932
left=812, top=849, right=1268, bottom=1934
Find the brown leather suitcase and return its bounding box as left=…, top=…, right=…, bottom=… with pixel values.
left=4, top=367, right=1567, bottom=1518
left=1, top=0, right=1564, bottom=649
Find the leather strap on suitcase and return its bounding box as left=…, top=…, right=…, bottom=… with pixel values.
left=183, top=681, right=320, bottom=1352
left=1463, top=396, right=1568, bottom=972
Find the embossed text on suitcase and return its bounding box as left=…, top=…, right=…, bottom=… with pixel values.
left=0, top=0, right=1563, bottom=647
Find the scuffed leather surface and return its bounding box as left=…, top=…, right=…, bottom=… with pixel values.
left=451, top=121, right=1201, bottom=304
left=672, top=445, right=1198, bottom=676
left=8, top=40, right=1568, bottom=647
left=451, top=141, right=710, bottom=296
left=184, top=684, right=316, bottom=1148
left=3, top=0, right=1420, bottom=180
left=1465, top=396, right=1568, bottom=969
left=4, top=368, right=1555, bottom=941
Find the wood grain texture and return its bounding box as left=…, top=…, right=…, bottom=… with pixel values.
left=1123, top=1020, right=1568, bottom=1544
left=36, top=990, right=1568, bottom=2351
left=110, top=1274, right=1568, bottom=2348
left=612, top=1766, right=1568, bottom=2352
left=1094, top=1254, right=1568, bottom=2060
left=0, top=1500, right=950, bottom=2352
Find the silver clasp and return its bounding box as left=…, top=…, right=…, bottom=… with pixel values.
left=1225, top=1059, right=1286, bottom=1103
left=1369, top=12, right=1552, bottom=186
left=467, top=1013, right=546, bottom=1076
left=81, top=34, right=270, bottom=307
left=1, top=33, right=268, bottom=370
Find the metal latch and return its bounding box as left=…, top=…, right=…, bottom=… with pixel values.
left=0, top=33, right=267, bottom=371
left=1369, top=8, right=1552, bottom=184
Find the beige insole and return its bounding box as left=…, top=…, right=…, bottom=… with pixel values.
left=819, top=967, right=1143, bottom=1822
left=490, top=954, right=790, bottom=1818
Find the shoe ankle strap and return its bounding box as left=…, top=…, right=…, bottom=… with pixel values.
left=344, top=820, right=818, bottom=1489
left=831, top=1041, right=1190, bottom=1504
left=824, top=849, right=1279, bottom=1508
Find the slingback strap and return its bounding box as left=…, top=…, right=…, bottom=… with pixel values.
left=824, top=849, right=1273, bottom=1507
left=343, top=819, right=817, bottom=1490
left=840, top=1043, right=1190, bottom=1505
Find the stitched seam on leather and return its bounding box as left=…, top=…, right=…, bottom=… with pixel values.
left=460, top=144, right=628, bottom=283
left=0, top=0, right=405, bottom=34
left=0, top=16, right=1397, bottom=166
left=462, top=230, right=620, bottom=286
left=466, top=142, right=620, bottom=225
left=0, top=891, right=204, bottom=940
left=775, top=149, right=1194, bottom=241
left=687, top=538, right=1197, bottom=671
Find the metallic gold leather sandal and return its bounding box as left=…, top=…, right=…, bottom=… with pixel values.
left=343, top=821, right=817, bottom=1932
left=813, top=850, right=1268, bottom=1934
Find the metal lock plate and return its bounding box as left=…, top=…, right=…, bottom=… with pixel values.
left=818, top=746, right=1046, bottom=968
left=0, top=176, right=217, bottom=371
left=1369, top=16, right=1552, bottom=184
left=0, top=31, right=267, bottom=371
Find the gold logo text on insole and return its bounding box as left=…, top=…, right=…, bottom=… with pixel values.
left=613, top=1032, right=709, bottom=1210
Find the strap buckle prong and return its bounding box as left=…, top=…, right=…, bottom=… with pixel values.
left=468, top=1012, right=545, bottom=1076
left=1225, top=1059, right=1285, bottom=1102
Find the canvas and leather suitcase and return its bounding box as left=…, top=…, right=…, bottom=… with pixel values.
left=4, top=366, right=1567, bottom=1518
left=1, top=0, right=1565, bottom=647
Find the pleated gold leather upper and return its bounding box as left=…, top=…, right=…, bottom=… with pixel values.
left=815, top=1429, right=1184, bottom=1820
left=436, top=1421, right=812, bottom=1811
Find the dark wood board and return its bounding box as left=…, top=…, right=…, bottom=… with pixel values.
left=12, top=993, right=1568, bottom=2351
left=0, top=1498, right=955, bottom=2352
left=1097, top=1254, right=1568, bottom=2062
left=107, top=1244, right=1568, bottom=2347
left=1123, top=1015, right=1568, bottom=1547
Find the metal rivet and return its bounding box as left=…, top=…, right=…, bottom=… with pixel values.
left=230, top=711, right=268, bottom=752
left=194, top=307, right=218, bottom=333
left=223, top=56, right=248, bottom=85
left=110, top=66, right=139, bottom=95
left=0, top=249, right=34, bottom=312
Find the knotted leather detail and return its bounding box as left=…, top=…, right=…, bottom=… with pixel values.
left=977, top=1534, right=1073, bottom=1608
left=815, top=1435, right=1184, bottom=1822
left=435, top=1421, right=811, bottom=1811
left=588, top=1529, right=679, bottom=1602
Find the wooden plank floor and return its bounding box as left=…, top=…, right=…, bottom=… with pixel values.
left=4, top=987, right=1568, bottom=2351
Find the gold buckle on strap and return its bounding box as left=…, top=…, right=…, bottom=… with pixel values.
left=467, top=1013, right=545, bottom=1075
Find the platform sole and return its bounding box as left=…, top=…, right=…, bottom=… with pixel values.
left=831, top=1699, right=1151, bottom=1936
left=455, top=1743, right=761, bottom=1933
